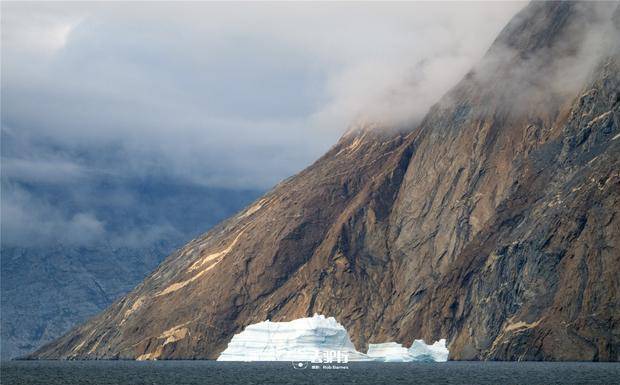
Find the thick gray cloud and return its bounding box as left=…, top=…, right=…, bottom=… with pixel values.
left=1, top=1, right=524, bottom=246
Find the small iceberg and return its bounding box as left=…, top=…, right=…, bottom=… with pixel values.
left=366, top=342, right=414, bottom=362
left=367, top=339, right=448, bottom=362
left=217, top=314, right=370, bottom=361
left=408, top=339, right=449, bottom=362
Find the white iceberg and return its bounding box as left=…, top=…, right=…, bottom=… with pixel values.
left=366, top=342, right=414, bottom=362
left=216, top=313, right=449, bottom=362
left=217, top=314, right=370, bottom=361
left=408, top=339, right=449, bottom=362
left=367, top=339, right=449, bottom=362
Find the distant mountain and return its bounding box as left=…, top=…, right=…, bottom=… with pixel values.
left=1, top=245, right=166, bottom=360
left=30, top=2, right=620, bottom=361
left=1, top=180, right=261, bottom=359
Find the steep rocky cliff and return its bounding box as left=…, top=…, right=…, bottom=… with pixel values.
left=30, top=1, right=620, bottom=361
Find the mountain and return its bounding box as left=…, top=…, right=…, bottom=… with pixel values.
left=1, top=245, right=167, bottom=360
left=29, top=1, right=620, bottom=361
left=1, top=181, right=261, bottom=360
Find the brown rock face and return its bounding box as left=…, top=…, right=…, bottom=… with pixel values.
left=30, top=2, right=620, bottom=361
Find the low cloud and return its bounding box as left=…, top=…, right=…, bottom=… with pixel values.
left=2, top=2, right=525, bottom=187
left=1, top=2, right=525, bottom=247
left=452, top=2, right=620, bottom=118
left=1, top=185, right=105, bottom=246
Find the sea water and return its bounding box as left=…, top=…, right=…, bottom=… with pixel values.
left=2, top=360, right=619, bottom=385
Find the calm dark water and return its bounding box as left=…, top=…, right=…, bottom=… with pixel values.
left=2, top=361, right=619, bottom=385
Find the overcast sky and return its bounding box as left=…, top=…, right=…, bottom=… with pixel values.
left=1, top=1, right=525, bottom=247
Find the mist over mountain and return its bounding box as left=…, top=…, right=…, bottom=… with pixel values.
left=1, top=154, right=261, bottom=359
